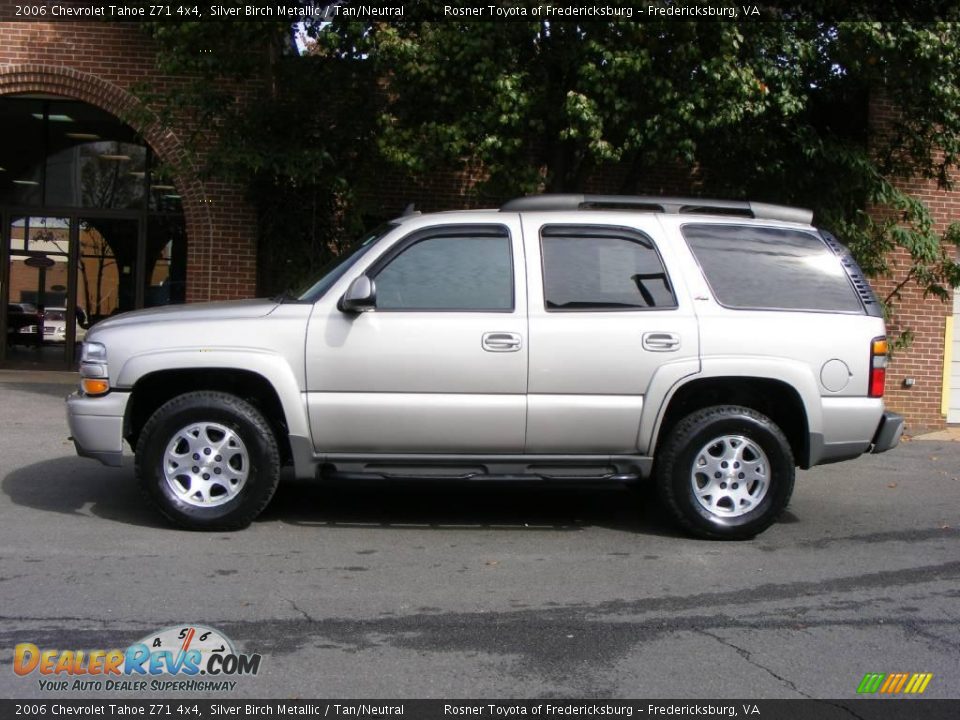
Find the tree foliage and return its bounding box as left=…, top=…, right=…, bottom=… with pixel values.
left=140, top=14, right=960, bottom=320
left=140, top=19, right=383, bottom=291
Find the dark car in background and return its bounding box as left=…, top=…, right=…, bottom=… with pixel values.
left=6, top=303, right=43, bottom=341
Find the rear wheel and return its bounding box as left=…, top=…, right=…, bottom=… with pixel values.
left=655, top=405, right=795, bottom=540
left=135, top=391, right=280, bottom=530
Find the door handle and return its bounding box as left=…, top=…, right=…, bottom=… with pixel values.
left=642, top=332, right=680, bottom=352
left=482, top=332, right=522, bottom=352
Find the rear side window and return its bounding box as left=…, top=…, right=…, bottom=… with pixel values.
left=682, top=224, right=863, bottom=313
left=541, top=225, right=677, bottom=310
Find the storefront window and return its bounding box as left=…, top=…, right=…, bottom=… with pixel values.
left=1, top=96, right=188, bottom=367
left=145, top=215, right=187, bottom=306
left=148, top=167, right=183, bottom=214
left=78, top=217, right=139, bottom=323
left=46, top=140, right=147, bottom=209
left=0, top=99, right=45, bottom=207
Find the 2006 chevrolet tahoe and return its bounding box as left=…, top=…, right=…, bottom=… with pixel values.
left=66, top=194, right=904, bottom=539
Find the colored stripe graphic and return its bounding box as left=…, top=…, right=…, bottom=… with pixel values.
left=906, top=673, right=933, bottom=694
left=858, top=672, right=933, bottom=694
left=880, top=673, right=908, bottom=693
left=857, top=673, right=885, bottom=693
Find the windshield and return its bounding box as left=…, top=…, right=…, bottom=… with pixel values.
left=296, top=223, right=396, bottom=302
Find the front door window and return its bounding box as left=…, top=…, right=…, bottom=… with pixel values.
left=372, top=233, right=514, bottom=311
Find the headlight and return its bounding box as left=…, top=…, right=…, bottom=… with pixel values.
left=79, top=342, right=110, bottom=395
left=80, top=341, right=107, bottom=362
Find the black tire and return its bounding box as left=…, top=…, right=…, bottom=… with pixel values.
left=135, top=391, right=280, bottom=530
left=655, top=405, right=795, bottom=540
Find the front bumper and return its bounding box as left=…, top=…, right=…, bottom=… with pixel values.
left=66, top=390, right=131, bottom=467
left=871, top=411, right=905, bottom=454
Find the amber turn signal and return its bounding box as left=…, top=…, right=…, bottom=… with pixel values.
left=81, top=378, right=110, bottom=395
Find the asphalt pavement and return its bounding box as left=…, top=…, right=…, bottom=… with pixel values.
left=0, top=377, right=958, bottom=700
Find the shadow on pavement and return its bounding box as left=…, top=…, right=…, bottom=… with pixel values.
left=3, top=457, right=685, bottom=537
left=2, top=456, right=165, bottom=528
left=263, top=474, right=684, bottom=537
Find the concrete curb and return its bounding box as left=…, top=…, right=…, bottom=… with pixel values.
left=911, top=427, right=960, bottom=442
left=0, top=369, right=76, bottom=385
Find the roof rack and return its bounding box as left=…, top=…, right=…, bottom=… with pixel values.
left=499, top=194, right=813, bottom=225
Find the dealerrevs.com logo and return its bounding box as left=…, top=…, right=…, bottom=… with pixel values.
left=14, top=625, right=262, bottom=692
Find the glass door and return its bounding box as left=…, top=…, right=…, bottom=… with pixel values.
left=77, top=217, right=139, bottom=328
left=2, top=216, right=74, bottom=368
left=1, top=214, right=141, bottom=368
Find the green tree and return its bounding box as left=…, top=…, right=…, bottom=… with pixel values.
left=141, top=13, right=960, bottom=317
left=140, top=18, right=383, bottom=292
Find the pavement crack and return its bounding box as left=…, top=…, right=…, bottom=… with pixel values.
left=698, top=629, right=812, bottom=699
left=901, top=618, right=960, bottom=652
left=284, top=598, right=315, bottom=624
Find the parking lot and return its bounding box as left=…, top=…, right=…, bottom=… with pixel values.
left=0, top=375, right=957, bottom=699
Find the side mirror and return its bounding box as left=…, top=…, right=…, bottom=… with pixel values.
left=339, top=275, right=376, bottom=313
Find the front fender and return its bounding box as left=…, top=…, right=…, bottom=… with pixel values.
left=117, top=348, right=310, bottom=443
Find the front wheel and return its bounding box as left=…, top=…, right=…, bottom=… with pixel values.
left=135, top=391, right=281, bottom=530
left=655, top=405, right=795, bottom=540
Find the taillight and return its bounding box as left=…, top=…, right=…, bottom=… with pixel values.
left=869, top=337, right=888, bottom=397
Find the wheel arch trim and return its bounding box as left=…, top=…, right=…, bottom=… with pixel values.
left=118, top=350, right=309, bottom=445
left=640, top=358, right=821, bottom=459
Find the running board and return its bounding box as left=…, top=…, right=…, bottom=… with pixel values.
left=315, top=453, right=653, bottom=484
left=323, top=470, right=640, bottom=484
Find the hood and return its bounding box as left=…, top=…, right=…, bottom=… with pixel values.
left=89, top=298, right=280, bottom=332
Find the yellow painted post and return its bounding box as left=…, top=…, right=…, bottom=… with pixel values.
left=943, top=317, right=953, bottom=417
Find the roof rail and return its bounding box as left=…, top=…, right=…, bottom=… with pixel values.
left=499, top=194, right=813, bottom=225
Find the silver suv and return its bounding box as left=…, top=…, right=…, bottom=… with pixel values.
left=66, top=194, right=904, bottom=539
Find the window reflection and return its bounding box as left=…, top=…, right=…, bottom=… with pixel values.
left=0, top=99, right=160, bottom=208
left=8, top=217, right=71, bottom=310
left=145, top=215, right=187, bottom=306
left=0, top=99, right=44, bottom=206
left=46, top=140, right=146, bottom=209
left=149, top=167, right=183, bottom=213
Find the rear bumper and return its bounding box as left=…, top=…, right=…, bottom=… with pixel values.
left=871, top=411, right=905, bottom=454
left=66, top=390, right=130, bottom=467
left=807, top=402, right=902, bottom=467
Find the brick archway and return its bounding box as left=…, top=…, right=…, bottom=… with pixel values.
left=0, top=63, right=217, bottom=300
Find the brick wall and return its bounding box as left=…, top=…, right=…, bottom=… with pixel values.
left=868, top=96, right=959, bottom=432
left=0, top=19, right=259, bottom=302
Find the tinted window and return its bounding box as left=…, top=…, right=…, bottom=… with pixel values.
left=541, top=227, right=676, bottom=310
left=683, top=224, right=862, bottom=312
left=374, top=233, right=513, bottom=311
